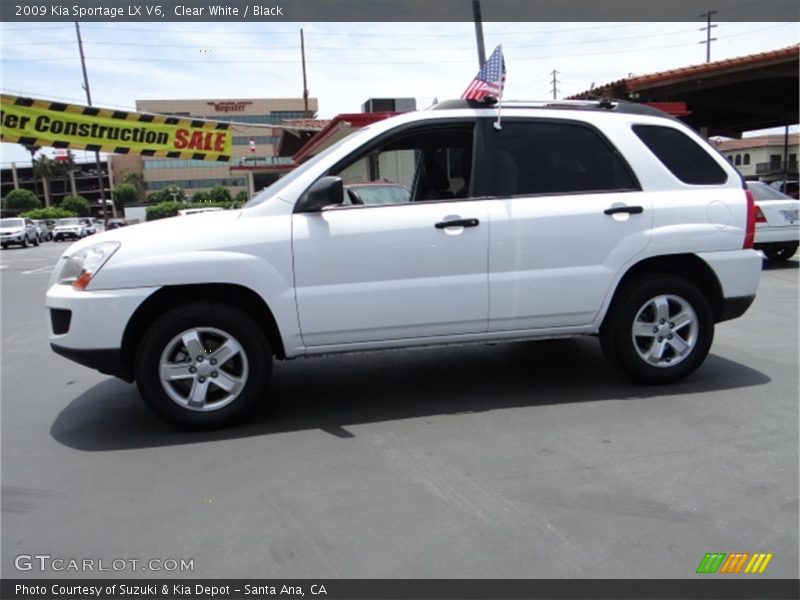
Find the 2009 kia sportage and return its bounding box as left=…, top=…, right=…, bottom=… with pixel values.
left=46, top=99, right=761, bottom=428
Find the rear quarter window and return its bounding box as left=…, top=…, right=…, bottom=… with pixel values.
left=632, top=124, right=728, bottom=185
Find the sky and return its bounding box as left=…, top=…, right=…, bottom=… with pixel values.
left=1, top=18, right=798, bottom=167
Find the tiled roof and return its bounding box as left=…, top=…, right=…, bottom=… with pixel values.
left=626, top=44, right=798, bottom=90
left=569, top=44, right=799, bottom=99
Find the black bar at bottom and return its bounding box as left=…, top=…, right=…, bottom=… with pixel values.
left=2, top=579, right=799, bottom=600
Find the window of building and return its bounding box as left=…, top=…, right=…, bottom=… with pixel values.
left=489, top=121, right=638, bottom=196
left=734, top=154, right=742, bottom=166
left=145, top=177, right=247, bottom=191
left=632, top=125, right=727, bottom=185
left=743, top=153, right=750, bottom=166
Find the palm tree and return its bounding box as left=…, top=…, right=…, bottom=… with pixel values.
left=23, top=144, right=41, bottom=198
left=33, top=156, right=57, bottom=208
left=120, top=171, right=146, bottom=201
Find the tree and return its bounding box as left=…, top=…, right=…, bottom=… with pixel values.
left=208, top=185, right=232, bottom=203
left=191, top=191, right=210, bottom=203
left=60, top=194, right=91, bottom=217
left=112, top=183, right=139, bottom=213
left=156, top=185, right=186, bottom=204
left=3, top=188, right=42, bottom=212
left=32, top=156, right=58, bottom=208
left=23, top=144, right=41, bottom=199
left=145, top=201, right=184, bottom=221
left=233, top=190, right=249, bottom=204
left=21, top=207, right=76, bottom=220
left=120, top=170, right=146, bottom=201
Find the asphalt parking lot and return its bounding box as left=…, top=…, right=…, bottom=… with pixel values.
left=1, top=240, right=798, bottom=579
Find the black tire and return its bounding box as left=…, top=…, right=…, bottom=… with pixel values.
left=21, top=236, right=28, bottom=248
left=134, top=302, right=272, bottom=429
left=1, top=243, right=7, bottom=249
left=33, top=235, right=39, bottom=247
left=600, top=275, right=714, bottom=384
left=763, top=243, right=798, bottom=262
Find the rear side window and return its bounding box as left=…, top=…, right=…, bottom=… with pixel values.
left=488, top=121, right=639, bottom=197
left=633, top=125, right=728, bottom=185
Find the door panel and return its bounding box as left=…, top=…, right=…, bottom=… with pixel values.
left=488, top=193, right=651, bottom=330
left=293, top=202, right=489, bottom=346
left=484, top=118, right=652, bottom=330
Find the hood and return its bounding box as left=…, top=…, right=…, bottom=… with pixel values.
left=61, top=209, right=245, bottom=256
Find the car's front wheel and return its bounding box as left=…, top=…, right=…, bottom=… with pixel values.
left=600, top=275, right=714, bottom=384
left=134, top=302, right=273, bottom=429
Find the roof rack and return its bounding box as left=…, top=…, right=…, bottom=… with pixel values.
left=430, top=98, right=669, bottom=118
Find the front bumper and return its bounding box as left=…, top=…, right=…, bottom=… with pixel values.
left=50, top=345, right=132, bottom=381
left=1, top=233, right=25, bottom=243
left=46, top=284, right=159, bottom=379
left=54, top=230, right=82, bottom=239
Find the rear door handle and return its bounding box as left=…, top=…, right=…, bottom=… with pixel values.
left=435, top=218, right=480, bottom=229
left=604, top=205, right=643, bottom=216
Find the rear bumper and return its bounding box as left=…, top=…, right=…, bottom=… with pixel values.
left=717, top=295, right=756, bottom=323
left=754, top=225, right=800, bottom=245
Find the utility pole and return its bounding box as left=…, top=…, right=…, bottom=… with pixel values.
left=551, top=70, right=560, bottom=100
left=699, top=11, right=718, bottom=63
left=75, top=22, right=114, bottom=224
left=472, top=0, right=486, bottom=67
left=300, top=28, right=310, bottom=117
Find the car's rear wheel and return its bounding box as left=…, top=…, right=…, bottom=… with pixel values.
left=763, top=243, right=798, bottom=262
left=32, top=235, right=39, bottom=247
left=134, top=302, right=272, bottom=429
left=600, top=275, right=714, bottom=384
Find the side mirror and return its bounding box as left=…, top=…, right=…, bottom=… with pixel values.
left=295, top=176, right=344, bottom=213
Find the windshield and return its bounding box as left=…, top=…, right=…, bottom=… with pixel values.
left=245, top=128, right=367, bottom=208
left=0, top=219, right=24, bottom=228
left=56, top=219, right=81, bottom=226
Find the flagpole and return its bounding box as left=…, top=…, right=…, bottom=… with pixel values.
left=493, top=45, right=504, bottom=131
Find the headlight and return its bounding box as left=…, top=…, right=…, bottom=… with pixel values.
left=57, top=242, right=120, bottom=290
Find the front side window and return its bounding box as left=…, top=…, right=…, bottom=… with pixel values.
left=330, top=125, right=475, bottom=205
left=487, top=120, right=638, bottom=197
left=633, top=124, right=728, bottom=185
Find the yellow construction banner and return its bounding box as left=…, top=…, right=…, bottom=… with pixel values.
left=1, top=94, right=232, bottom=161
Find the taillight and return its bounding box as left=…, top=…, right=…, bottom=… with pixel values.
left=755, top=206, right=767, bottom=224
left=743, top=189, right=756, bottom=249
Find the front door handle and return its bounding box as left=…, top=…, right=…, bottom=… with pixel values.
left=604, top=205, right=643, bottom=216
left=435, top=218, right=480, bottom=229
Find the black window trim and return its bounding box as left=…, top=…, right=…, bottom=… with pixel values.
left=479, top=117, right=642, bottom=200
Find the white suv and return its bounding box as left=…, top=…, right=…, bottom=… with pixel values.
left=46, top=100, right=762, bottom=428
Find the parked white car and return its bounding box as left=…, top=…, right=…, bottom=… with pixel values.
left=747, top=181, right=799, bottom=261
left=80, top=217, right=97, bottom=235
left=46, top=99, right=762, bottom=428
left=0, top=218, right=39, bottom=248
left=52, top=218, right=87, bottom=242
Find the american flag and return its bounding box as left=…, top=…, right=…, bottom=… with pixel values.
left=461, top=45, right=506, bottom=101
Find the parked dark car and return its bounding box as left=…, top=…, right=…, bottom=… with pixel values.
left=106, top=219, right=128, bottom=230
